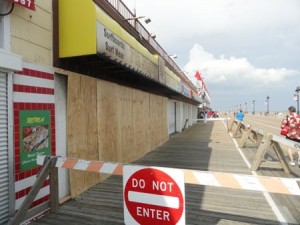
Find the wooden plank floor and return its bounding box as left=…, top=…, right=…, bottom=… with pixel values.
left=31, top=121, right=300, bottom=225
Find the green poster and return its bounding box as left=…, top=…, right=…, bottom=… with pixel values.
left=20, top=110, right=51, bottom=171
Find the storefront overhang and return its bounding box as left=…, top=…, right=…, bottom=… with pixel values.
left=54, top=0, right=201, bottom=105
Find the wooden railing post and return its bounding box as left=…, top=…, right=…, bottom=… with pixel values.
left=250, top=134, right=272, bottom=171
left=232, top=121, right=242, bottom=138
left=50, top=157, right=59, bottom=212
left=238, top=127, right=251, bottom=148
left=9, top=156, right=58, bottom=225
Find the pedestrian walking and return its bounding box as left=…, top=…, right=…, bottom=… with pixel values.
left=236, top=110, right=244, bottom=121
left=281, top=106, right=300, bottom=166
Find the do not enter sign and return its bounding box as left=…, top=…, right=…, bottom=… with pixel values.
left=123, top=166, right=185, bottom=225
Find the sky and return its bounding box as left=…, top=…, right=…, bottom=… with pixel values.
left=122, top=0, right=300, bottom=113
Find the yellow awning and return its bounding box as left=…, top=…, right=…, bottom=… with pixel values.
left=59, top=0, right=157, bottom=65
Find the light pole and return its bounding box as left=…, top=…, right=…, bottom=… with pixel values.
left=296, top=86, right=300, bottom=114
left=252, top=100, right=255, bottom=115
left=245, top=102, right=247, bottom=113
left=265, top=96, right=270, bottom=115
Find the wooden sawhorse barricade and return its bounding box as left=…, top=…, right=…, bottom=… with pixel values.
left=229, top=119, right=249, bottom=138
left=238, top=126, right=265, bottom=148
left=251, top=134, right=300, bottom=174
left=229, top=119, right=298, bottom=174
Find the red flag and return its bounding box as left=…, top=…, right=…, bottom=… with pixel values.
left=194, top=71, right=202, bottom=81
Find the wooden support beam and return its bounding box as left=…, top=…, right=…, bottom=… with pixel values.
left=232, top=121, right=242, bottom=138
left=238, top=128, right=251, bottom=148
left=239, top=127, right=265, bottom=148
left=250, top=134, right=272, bottom=171
left=50, top=157, right=59, bottom=213
left=250, top=134, right=291, bottom=173
left=272, top=142, right=290, bottom=173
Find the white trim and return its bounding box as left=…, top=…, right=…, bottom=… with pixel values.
left=74, top=160, right=89, bottom=171
left=7, top=72, right=15, bottom=216
left=99, top=163, right=118, bottom=174
left=234, top=174, right=266, bottom=192
left=15, top=186, right=50, bottom=210
left=13, top=92, right=55, bottom=103
left=128, top=191, right=180, bottom=209
left=15, top=175, right=49, bottom=193
left=0, top=3, right=11, bottom=50
left=193, top=171, right=220, bottom=186
left=14, top=74, right=55, bottom=89
left=23, top=62, right=54, bottom=74
left=0, top=48, right=22, bottom=71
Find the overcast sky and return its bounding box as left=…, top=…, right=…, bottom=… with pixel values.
left=122, top=0, right=300, bottom=112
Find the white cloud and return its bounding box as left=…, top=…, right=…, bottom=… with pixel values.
left=121, top=0, right=300, bottom=111
left=124, top=0, right=300, bottom=43
left=184, top=44, right=299, bottom=88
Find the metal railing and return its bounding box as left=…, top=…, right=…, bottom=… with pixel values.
left=104, top=0, right=195, bottom=90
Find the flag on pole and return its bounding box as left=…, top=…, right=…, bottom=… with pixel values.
left=194, top=71, right=203, bottom=96
left=194, top=70, right=211, bottom=102
left=194, top=71, right=202, bottom=81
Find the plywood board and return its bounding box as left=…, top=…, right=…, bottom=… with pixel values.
left=149, top=94, right=167, bottom=149
left=97, top=80, right=120, bottom=162
left=67, top=75, right=170, bottom=197
left=132, top=89, right=150, bottom=161
left=118, top=86, right=133, bottom=163
left=67, top=74, right=100, bottom=197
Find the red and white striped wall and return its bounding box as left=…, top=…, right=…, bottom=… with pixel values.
left=13, top=62, right=56, bottom=210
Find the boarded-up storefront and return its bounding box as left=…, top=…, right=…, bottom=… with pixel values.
left=66, top=72, right=169, bottom=196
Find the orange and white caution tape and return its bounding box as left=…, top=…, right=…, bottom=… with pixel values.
left=184, top=170, right=300, bottom=196
left=37, top=155, right=124, bottom=176
left=37, top=155, right=300, bottom=196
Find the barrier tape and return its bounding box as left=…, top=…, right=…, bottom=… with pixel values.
left=37, top=155, right=300, bottom=196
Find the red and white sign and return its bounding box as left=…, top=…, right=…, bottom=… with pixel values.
left=123, top=166, right=185, bottom=225
left=12, top=0, right=36, bottom=11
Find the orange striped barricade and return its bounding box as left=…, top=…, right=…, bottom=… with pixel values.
left=37, top=155, right=300, bottom=196
left=250, top=134, right=300, bottom=173
left=238, top=126, right=265, bottom=148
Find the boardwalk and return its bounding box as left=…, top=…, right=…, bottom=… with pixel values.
left=31, top=120, right=300, bottom=225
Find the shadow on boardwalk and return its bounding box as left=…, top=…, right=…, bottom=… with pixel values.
left=31, top=121, right=300, bottom=225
